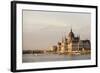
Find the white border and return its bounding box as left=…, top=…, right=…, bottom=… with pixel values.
left=16, top=3, right=96, bottom=70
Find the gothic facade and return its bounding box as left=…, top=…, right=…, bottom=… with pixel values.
left=55, top=29, right=91, bottom=53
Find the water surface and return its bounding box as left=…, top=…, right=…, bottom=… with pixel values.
left=23, top=54, right=91, bottom=63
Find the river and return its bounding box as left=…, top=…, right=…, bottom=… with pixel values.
left=22, top=54, right=91, bottom=63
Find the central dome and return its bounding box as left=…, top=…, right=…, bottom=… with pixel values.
left=68, top=29, right=74, bottom=38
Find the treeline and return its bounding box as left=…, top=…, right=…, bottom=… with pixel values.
left=23, top=50, right=44, bottom=54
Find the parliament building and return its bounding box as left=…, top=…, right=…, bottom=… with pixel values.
left=52, top=29, right=91, bottom=54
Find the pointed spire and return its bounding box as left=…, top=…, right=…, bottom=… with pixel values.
left=64, top=36, right=66, bottom=40
left=70, top=27, right=72, bottom=32
left=78, top=34, right=80, bottom=41
left=79, top=34, right=80, bottom=39
left=62, top=37, right=64, bottom=43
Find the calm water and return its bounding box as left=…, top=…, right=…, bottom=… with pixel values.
left=22, top=54, right=91, bottom=63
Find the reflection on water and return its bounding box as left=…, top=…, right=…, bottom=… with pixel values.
left=22, top=54, right=91, bottom=63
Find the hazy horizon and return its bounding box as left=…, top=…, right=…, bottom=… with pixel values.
left=22, top=10, right=91, bottom=50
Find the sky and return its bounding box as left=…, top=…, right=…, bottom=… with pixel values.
left=22, top=10, right=91, bottom=50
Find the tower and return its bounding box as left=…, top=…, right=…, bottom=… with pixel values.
left=67, top=28, right=75, bottom=43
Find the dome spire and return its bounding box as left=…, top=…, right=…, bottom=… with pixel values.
left=71, top=28, right=72, bottom=32
left=68, top=28, right=74, bottom=39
